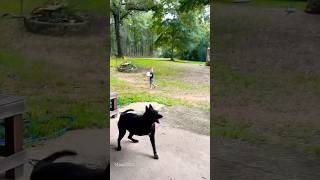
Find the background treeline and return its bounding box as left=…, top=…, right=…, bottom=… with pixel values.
left=110, top=0, right=210, bottom=61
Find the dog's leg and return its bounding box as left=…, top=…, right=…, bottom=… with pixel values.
left=128, top=133, right=139, bottom=143
left=117, top=128, right=126, bottom=151
left=149, top=129, right=158, bottom=159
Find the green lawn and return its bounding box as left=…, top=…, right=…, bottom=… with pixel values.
left=111, top=58, right=210, bottom=110
left=0, top=42, right=106, bottom=144
left=212, top=60, right=320, bottom=154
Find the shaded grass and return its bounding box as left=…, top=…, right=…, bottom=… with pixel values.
left=214, top=60, right=320, bottom=107
left=213, top=61, right=320, bottom=151
left=216, top=0, right=307, bottom=10
left=0, top=49, right=51, bottom=90
left=27, top=95, right=107, bottom=130
left=213, top=51, right=320, bottom=154
left=0, top=0, right=107, bottom=15
left=212, top=114, right=320, bottom=155
left=305, top=146, right=320, bottom=155
left=212, top=115, right=269, bottom=144
left=1, top=97, right=106, bottom=142
left=213, top=1, right=320, bottom=156
left=0, top=48, right=107, bottom=140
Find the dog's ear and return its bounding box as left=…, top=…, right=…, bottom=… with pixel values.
left=149, top=104, right=153, bottom=110
left=145, top=105, right=149, bottom=111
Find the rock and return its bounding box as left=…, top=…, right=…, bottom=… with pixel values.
left=117, top=62, right=139, bottom=73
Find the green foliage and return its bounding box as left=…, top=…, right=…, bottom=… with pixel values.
left=179, top=0, right=210, bottom=11
left=153, top=1, right=210, bottom=61
left=110, top=0, right=210, bottom=61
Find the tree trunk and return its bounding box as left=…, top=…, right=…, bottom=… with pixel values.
left=141, top=37, right=144, bottom=57
left=170, top=29, right=175, bottom=61
left=306, top=0, right=320, bottom=14
left=170, top=43, right=174, bottom=61
left=113, top=13, right=123, bottom=58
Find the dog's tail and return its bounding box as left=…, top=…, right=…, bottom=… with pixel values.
left=37, top=150, right=77, bottom=165
left=121, top=109, right=135, bottom=114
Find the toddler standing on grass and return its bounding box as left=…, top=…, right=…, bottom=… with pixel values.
left=148, top=67, right=156, bottom=89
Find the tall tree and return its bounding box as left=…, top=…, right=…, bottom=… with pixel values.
left=110, top=0, right=159, bottom=57
left=154, top=0, right=208, bottom=61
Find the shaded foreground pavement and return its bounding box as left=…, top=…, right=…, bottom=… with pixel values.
left=2, top=129, right=109, bottom=180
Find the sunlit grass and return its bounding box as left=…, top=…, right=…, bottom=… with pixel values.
left=111, top=58, right=210, bottom=110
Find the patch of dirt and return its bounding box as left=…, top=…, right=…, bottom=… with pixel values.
left=161, top=105, right=210, bottom=135
left=179, top=63, right=210, bottom=84
left=173, top=93, right=210, bottom=102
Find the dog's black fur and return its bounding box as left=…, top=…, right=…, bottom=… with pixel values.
left=30, top=150, right=109, bottom=180
left=117, top=104, right=163, bottom=159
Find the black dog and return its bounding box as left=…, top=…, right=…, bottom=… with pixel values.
left=30, top=150, right=109, bottom=180
left=117, top=104, right=163, bottom=159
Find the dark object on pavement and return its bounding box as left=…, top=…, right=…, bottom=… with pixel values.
left=30, top=150, right=109, bottom=180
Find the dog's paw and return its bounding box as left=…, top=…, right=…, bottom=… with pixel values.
left=154, top=154, right=159, bottom=159
left=117, top=147, right=121, bottom=151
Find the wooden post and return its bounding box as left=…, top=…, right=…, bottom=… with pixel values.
left=112, top=98, right=117, bottom=112
left=0, top=94, right=25, bottom=179
left=206, top=47, right=210, bottom=66
left=110, top=93, right=118, bottom=118
left=4, top=114, right=23, bottom=179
